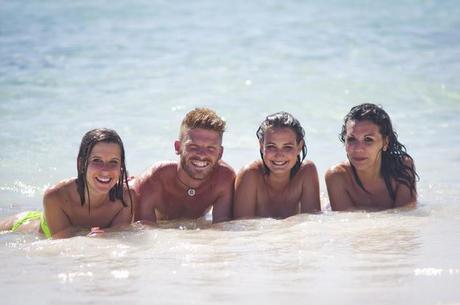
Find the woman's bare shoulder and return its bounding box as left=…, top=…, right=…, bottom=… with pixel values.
left=325, top=161, right=350, bottom=182
left=43, top=178, right=78, bottom=208
left=44, top=178, right=76, bottom=198
left=403, top=155, right=415, bottom=167
left=123, top=186, right=137, bottom=208
left=298, top=160, right=318, bottom=172
left=236, top=160, right=264, bottom=179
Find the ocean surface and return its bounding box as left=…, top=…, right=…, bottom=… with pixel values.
left=1, top=1, right=459, bottom=304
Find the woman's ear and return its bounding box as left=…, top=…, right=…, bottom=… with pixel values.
left=383, top=137, right=389, bottom=151
left=297, top=139, right=304, bottom=154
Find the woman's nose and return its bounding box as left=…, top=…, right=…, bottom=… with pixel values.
left=274, top=149, right=284, bottom=157
left=353, top=141, right=366, bottom=152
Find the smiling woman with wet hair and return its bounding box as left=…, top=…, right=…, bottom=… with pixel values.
left=326, top=103, right=419, bottom=211
left=234, top=111, right=320, bottom=219
left=0, top=128, right=135, bottom=238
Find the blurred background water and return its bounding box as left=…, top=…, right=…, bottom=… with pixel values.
left=1, top=1, right=459, bottom=304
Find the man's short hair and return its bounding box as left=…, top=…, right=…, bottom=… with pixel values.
left=180, top=108, right=226, bottom=139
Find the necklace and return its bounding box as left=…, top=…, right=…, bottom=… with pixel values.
left=176, top=175, right=196, bottom=197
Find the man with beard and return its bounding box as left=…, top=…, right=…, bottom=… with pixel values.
left=134, top=108, right=235, bottom=224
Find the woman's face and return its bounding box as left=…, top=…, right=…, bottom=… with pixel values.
left=260, top=127, right=303, bottom=176
left=344, top=120, right=388, bottom=172
left=86, top=142, right=122, bottom=195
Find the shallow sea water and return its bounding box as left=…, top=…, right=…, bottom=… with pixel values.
left=1, top=1, right=460, bottom=304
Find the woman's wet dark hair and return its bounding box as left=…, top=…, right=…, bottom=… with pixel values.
left=76, top=128, right=132, bottom=214
left=256, top=111, right=307, bottom=178
left=340, top=103, right=419, bottom=201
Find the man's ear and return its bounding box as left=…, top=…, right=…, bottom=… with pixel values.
left=218, top=146, right=224, bottom=160
left=174, top=140, right=181, bottom=155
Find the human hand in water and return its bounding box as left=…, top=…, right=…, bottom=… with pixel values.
left=87, top=227, right=105, bottom=237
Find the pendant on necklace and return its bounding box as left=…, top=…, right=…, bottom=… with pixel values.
left=187, top=188, right=196, bottom=197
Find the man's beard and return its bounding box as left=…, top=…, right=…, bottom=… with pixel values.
left=180, top=156, right=216, bottom=180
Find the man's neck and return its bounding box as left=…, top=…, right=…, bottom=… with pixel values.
left=176, top=166, right=206, bottom=189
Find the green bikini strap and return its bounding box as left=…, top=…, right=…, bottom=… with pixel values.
left=40, top=212, right=52, bottom=239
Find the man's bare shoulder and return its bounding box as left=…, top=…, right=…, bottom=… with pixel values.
left=325, top=161, right=350, bottom=183
left=146, top=161, right=178, bottom=176
left=214, top=160, right=237, bottom=179
left=135, top=161, right=177, bottom=189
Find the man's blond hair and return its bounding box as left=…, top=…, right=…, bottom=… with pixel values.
left=180, top=108, right=226, bottom=140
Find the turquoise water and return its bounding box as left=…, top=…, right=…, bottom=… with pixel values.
left=1, top=1, right=460, bottom=304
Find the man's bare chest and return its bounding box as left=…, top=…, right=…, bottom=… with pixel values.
left=157, top=191, right=217, bottom=219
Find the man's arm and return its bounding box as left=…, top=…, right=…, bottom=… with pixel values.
left=299, top=161, right=321, bottom=213
left=325, top=166, right=354, bottom=211
left=133, top=172, right=157, bottom=223
left=212, top=167, right=235, bottom=223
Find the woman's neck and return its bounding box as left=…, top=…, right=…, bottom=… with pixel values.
left=85, top=191, right=110, bottom=208
left=354, top=163, right=382, bottom=185
left=264, top=171, right=290, bottom=191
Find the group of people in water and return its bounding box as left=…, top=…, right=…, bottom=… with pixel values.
left=0, top=103, right=418, bottom=239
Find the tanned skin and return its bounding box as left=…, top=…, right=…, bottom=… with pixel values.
left=0, top=142, right=134, bottom=239
left=134, top=128, right=235, bottom=224
left=325, top=120, right=416, bottom=211
left=44, top=142, right=134, bottom=238
left=234, top=127, right=320, bottom=219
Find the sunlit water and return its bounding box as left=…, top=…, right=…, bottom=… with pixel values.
left=1, top=1, right=459, bottom=304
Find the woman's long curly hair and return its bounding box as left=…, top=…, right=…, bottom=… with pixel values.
left=340, top=103, right=419, bottom=201
left=76, top=128, right=132, bottom=214
left=256, top=111, right=307, bottom=179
